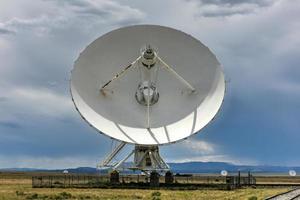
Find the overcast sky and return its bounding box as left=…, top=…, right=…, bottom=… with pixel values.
left=0, top=0, right=300, bottom=169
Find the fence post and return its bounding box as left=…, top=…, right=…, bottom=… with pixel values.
left=238, top=171, right=240, bottom=187
left=248, top=171, right=250, bottom=186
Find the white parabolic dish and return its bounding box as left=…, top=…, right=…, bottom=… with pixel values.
left=71, top=25, right=225, bottom=145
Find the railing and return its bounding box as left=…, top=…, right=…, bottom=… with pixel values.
left=32, top=174, right=255, bottom=189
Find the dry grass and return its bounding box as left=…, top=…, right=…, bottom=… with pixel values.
left=255, top=176, right=300, bottom=184
left=0, top=176, right=291, bottom=200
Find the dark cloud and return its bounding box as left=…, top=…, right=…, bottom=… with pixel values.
left=0, top=121, right=21, bottom=129
left=0, top=0, right=299, bottom=168
left=201, top=8, right=253, bottom=17
left=200, top=0, right=276, bottom=7
left=0, top=0, right=144, bottom=97
left=0, top=0, right=145, bottom=168
left=0, top=27, right=15, bottom=35
left=189, top=0, right=277, bottom=17
left=76, top=7, right=110, bottom=17
left=44, top=0, right=109, bottom=17
left=0, top=0, right=144, bottom=37
left=43, top=0, right=145, bottom=26
left=0, top=116, right=110, bottom=157
left=0, top=97, right=8, bottom=102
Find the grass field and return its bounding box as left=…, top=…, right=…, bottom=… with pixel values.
left=0, top=174, right=291, bottom=200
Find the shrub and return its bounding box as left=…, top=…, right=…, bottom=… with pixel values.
left=16, top=190, right=25, bottom=196
left=60, top=192, right=72, bottom=198
left=151, top=191, right=161, bottom=200
left=26, top=193, right=38, bottom=199
left=248, top=196, right=258, bottom=200
left=53, top=192, right=73, bottom=199
left=151, top=191, right=161, bottom=197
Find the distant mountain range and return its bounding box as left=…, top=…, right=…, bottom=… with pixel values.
left=1, top=162, right=299, bottom=174
left=168, top=162, right=300, bottom=174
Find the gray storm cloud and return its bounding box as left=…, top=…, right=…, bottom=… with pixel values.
left=0, top=0, right=300, bottom=168
left=185, top=0, right=278, bottom=17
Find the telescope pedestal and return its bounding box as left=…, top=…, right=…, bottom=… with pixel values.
left=132, top=145, right=169, bottom=171
left=98, top=143, right=169, bottom=172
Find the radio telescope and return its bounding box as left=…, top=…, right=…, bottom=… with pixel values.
left=289, top=170, right=296, bottom=176
left=221, top=170, right=228, bottom=176
left=70, top=25, right=225, bottom=172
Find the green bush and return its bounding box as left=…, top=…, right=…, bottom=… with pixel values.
left=248, top=196, right=257, bottom=200
left=26, top=192, right=73, bottom=200
left=16, top=190, right=25, bottom=196
left=26, top=193, right=38, bottom=199
left=151, top=191, right=161, bottom=197
left=151, top=191, right=161, bottom=200
left=59, top=192, right=72, bottom=198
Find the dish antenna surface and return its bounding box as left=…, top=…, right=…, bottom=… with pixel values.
left=71, top=25, right=225, bottom=172
left=289, top=170, right=296, bottom=176
left=221, top=170, right=228, bottom=176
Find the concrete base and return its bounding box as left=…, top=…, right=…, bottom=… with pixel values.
left=110, top=170, right=120, bottom=184
left=165, top=171, right=174, bottom=184
left=150, top=171, right=160, bottom=187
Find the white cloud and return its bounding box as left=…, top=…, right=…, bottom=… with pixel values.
left=0, top=87, right=74, bottom=122
left=266, top=80, right=300, bottom=94
left=0, top=155, right=100, bottom=169
left=162, top=139, right=254, bottom=165
left=180, top=140, right=215, bottom=154
left=0, top=0, right=145, bottom=35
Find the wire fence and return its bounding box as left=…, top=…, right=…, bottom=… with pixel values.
left=32, top=174, right=256, bottom=189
